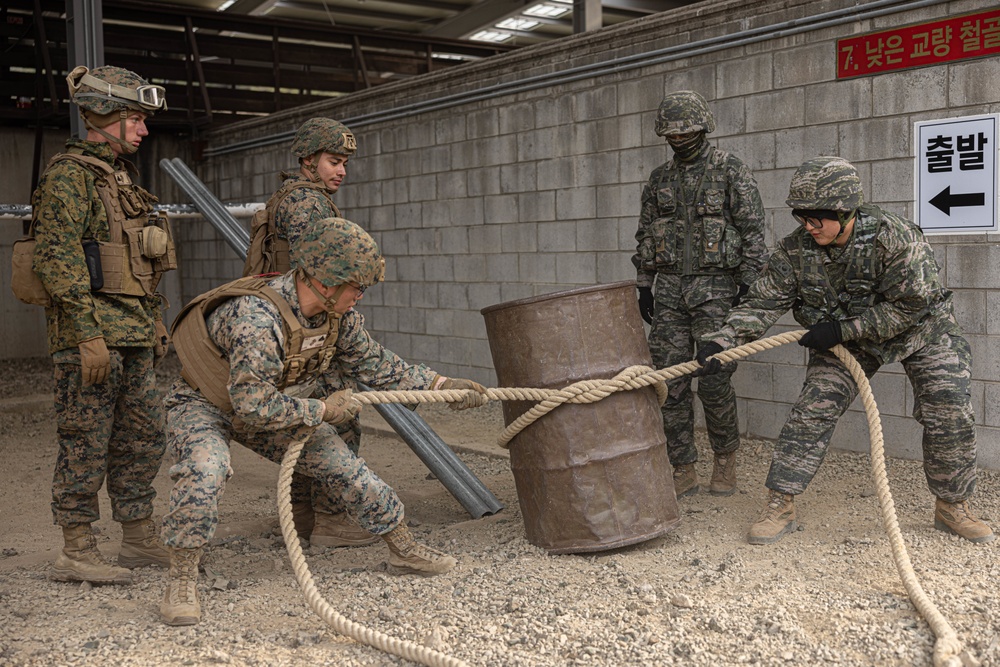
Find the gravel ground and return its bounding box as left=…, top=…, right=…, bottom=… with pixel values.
left=0, top=355, right=998, bottom=667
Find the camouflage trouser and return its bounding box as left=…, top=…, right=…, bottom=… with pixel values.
left=161, top=381, right=401, bottom=549
left=51, top=346, right=165, bottom=527
left=649, top=273, right=740, bottom=466
left=767, top=333, right=977, bottom=502
left=289, top=370, right=362, bottom=513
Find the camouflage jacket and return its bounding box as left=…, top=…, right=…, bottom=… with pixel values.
left=202, top=272, right=436, bottom=430
left=632, top=143, right=766, bottom=289
left=706, top=204, right=960, bottom=364
left=31, top=139, right=160, bottom=354
left=273, top=173, right=342, bottom=251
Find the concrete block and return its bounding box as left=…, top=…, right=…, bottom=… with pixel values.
left=424, top=309, right=455, bottom=336
left=517, top=127, right=564, bottom=163
left=406, top=120, right=435, bottom=149
left=774, top=125, right=840, bottom=169
left=951, top=289, right=986, bottom=335
left=873, top=67, right=948, bottom=116
left=538, top=220, right=577, bottom=252
left=519, top=191, right=556, bottom=223
left=616, top=78, right=663, bottom=117
left=499, top=101, right=537, bottom=134
left=712, top=97, right=746, bottom=137
left=467, top=167, right=501, bottom=197
left=501, top=222, right=538, bottom=252
left=746, top=89, right=805, bottom=132
left=420, top=145, right=452, bottom=174
left=774, top=42, right=835, bottom=88
left=447, top=197, right=485, bottom=227
left=986, top=291, right=1000, bottom=335
left=717, top=53, right=774, bottom=98
left=660, top=64, right=716, bottom=100
left=424, top=256, right=455, bottom=282
left=408, top=174, right=437, bottom=202
left=410, top=282, right=439, bottom=309
left=469, top=283, right=503, bottom=311
left=534, top=95, right=575, bottom=129
left=589, top=117, right=624, bottom=153
left=947, top=246, right=1000, bottom=289
left=484, top=194, right=520, bottom=225
left=732, top=360, right=774, bottom=402
left=519, top=252, right=558, bottom=283
left=950, top=57, right=1000, bottom=107
left=574, top=86, right=618, bottom=121
left=576, top=218, right=619, bottom=251
left=537, top=157, right=578, bottom=191
left=745, top=400, right=792, bottom=441
left=381, top=281, right=410, bottom=308
left=452, top=309, right=488, bottom=339
left=838, top=116, right=911, bottom=162
left=397, top=307, right=427, bottom=334
left=500, top=163, right=537, bottom=194
left=499, top=282, right=535, bottom=302
left=804, top=78, right=872, bottom=125
left=556, top=187, right=597, bottom=220
left=596, top=251, right=634, bottom=284
left=410, top=333, right=441, bottom=363
left=381, top=178, right=408, bottom=206
left=621, top=145, right=669, bottom=183
left=771, top=364, right=807, bottom=404
left=868, top=158, right=913, bottom=204
left=439, top=228, right=469, bottom=255
left=714, top=132, right=777, bottom=172
left=409, top=228, right=441, bottom=254
left=618, top=113, right=644, bottom=150
left=485, top=253, right=519, bottom=281
left=436, top=171, right=467, bottom=200
left=394, top=255, right=426, bottom=282
left=574, top=153, right=620, bottom=187
left=596, top=184, right=636, bottom=219
left=967, top=333, right=1000, bottom=381
left=555, top=252, right=597, bottom=284
left=468, top=225, right=502, bottom=254
left=976, top=426, right=1000, bottom=471
left=435, top=115, right=467, bottom=144
left=466, top=108, right=499, bottom=139
left=439, top=283, right=470, bottom=310
left=983, top=382, right=1000, bottom=427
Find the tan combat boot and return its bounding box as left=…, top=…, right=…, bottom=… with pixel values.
left=51, top=524, right=133, bottom=585
left=747, top=489, right=798, bottom=545
left=161, top=547, right=202, bottom=626
left=119, top=518, right=170, bottom=568
left=291, top=502, right=316, bottom=540
left=934, top=499, right=995, bottom=543
left=382, top=522, right=456, bottom=576
left=310, top=511, right=380, bottom=548
left=672, top=463, right=699, bottom=499
left=709, top=450, right=738, bottom=496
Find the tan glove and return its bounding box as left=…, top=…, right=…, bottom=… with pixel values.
left=440, top=377, right=488, bottom=411
left=79, top=336, right=111, bottom=386
left=153, top=320, right=170, bottom=365
left=322, top=388, right=361, bottom=425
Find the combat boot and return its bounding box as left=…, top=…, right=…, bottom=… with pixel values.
left=382, top=522, right=456, bottom=576
left=51, top=524, right=133, bottom=585
left=709, top=451, right=738, bottom=496
left=747, top=489, right=798, bottom=545
left=119, top=518, right=170, bottom=568
left=310, top=511, right=380, bottom=547
left=933, top=499, right=995, bottom=543
left=291, top=502, right=315, bottom=540
left=672, top=463, right=699, bottom=499
left=161, top=547, right=202, bottom=626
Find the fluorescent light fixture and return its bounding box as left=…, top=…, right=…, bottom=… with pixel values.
left=524, top=3, right=571, bottom=18
left=217, top=0, right=237, bottom=10
left=497, top=17, right=541, bottom=30
left=471, top=30, right=513, bottom=42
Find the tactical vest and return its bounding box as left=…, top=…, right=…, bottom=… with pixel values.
left=243, top=175, right=342, bottom=277
left=786, top=204, right=884, bottom=328
left=13, top=153, right=176, bottom=305
left=171, top=276, right=340, bottom=413
left=649, top=148, right=743, bottom=276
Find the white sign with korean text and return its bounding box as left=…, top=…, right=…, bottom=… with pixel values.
left=914, top=113, right=999, bottom=235
left=913, top=114, right=1000, bottom=234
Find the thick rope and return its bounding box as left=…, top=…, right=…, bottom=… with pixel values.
left=278, top=329, right=963, bottom=667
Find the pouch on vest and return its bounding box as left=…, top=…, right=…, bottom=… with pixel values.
left=10, top=235, right=51, bottom=307
left=244, top=208, right=277, bottom=276
left=652, top=217, right=677, bottom=269
left=82, top=239, right=104, bottom=291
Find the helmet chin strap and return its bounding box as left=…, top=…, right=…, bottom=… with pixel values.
left=83, top=109, right=138, bottom=155
left=834, top=210, right=857, bottom=242
left=301, top=269, right=347, bottom=315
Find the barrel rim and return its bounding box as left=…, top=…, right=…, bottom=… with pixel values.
left=479, top=280, right=637, bottom=316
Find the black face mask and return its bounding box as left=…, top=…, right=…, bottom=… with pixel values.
left=666, top=132, right=706, bottom=161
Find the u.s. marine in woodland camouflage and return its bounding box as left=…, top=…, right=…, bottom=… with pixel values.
left=31, top=65, right=174, bottom=586
left=632, top=90, right=766, bottom=499
left=160, top=217, right=487, bottom=626
left=697, top=156, right=993, bottom=545
left=242, top=117, right=364, bottom=546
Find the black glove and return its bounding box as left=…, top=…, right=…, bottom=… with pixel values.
left=693, top=341, right=724, bottom=377
left=798, top=322, right=843, bottom=351
left=637, top=287, right=654, bottom=325
left=732, top=283, right=749, bottom=308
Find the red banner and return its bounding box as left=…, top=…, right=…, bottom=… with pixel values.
left=837, top=8, right=1000, bottom=79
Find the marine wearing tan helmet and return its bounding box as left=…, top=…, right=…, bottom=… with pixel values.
left=66, top=65, right=167, bottom=155
left=292, top=118, right=357, bottom=191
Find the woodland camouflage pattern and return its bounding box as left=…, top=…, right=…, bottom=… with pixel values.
left=291, top=118, right=356, bottom=158
left=32, top=140, right=161, bottom=354
left=161, top=273, right=438, bottom=548
left=634, top=105, right=766, bottom=467
left=70, top=66, right=154, bottom=115
left=272, top=172, right=343, bottom=265
left=706, top=202, right=977, bottom=501
left=294, top=217, right=385, bottom=289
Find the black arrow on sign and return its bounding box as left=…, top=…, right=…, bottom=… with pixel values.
left=929, top=186, right=985, bottom=215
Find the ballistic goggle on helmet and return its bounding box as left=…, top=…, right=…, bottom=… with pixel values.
left=67, top=65, right=167, bottom=115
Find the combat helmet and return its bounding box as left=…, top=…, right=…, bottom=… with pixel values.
left=786, top=156, right=864, bottom=212
left=294, top=216, right=385, bottom=292
left=655, top=90, right=716, bottom=136
left=292, top=118, right=357, bottom=159
left=66, top=65, right=166, bottom=154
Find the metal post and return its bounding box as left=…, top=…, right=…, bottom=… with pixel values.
left=66, top=0, right=104, bottom=139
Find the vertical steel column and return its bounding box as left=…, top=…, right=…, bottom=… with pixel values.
left=572, top=0, right=601, bottom=34
left=66, top=0, right=104, bottom=139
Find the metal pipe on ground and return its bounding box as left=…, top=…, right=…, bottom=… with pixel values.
left=159, top=156, right=501, bottom=519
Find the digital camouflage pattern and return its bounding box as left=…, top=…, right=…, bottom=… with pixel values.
left=655, top=90, right=716, bottom=136
left=32, top=140, right=161, bottom=353
left=785, top=156, right=864, bottom=212
left=51, top=347, right=165, bottom=526
left=291, top=118, right=357, bottom=158
left=294, top=217, right=385, bottom=289
left=161, top=272, right=439, bottom=548
left=633, top=122, right=766, bottom=465
left=705, top=197, right=977, bottom=501
left=272, top=173, right=343, bottom=266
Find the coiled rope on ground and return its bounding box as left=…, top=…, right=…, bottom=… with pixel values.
left=277, top=329, right=963, bottom=667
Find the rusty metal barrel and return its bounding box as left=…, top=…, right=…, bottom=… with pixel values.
left=481, top=281, right=680, bottom=554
